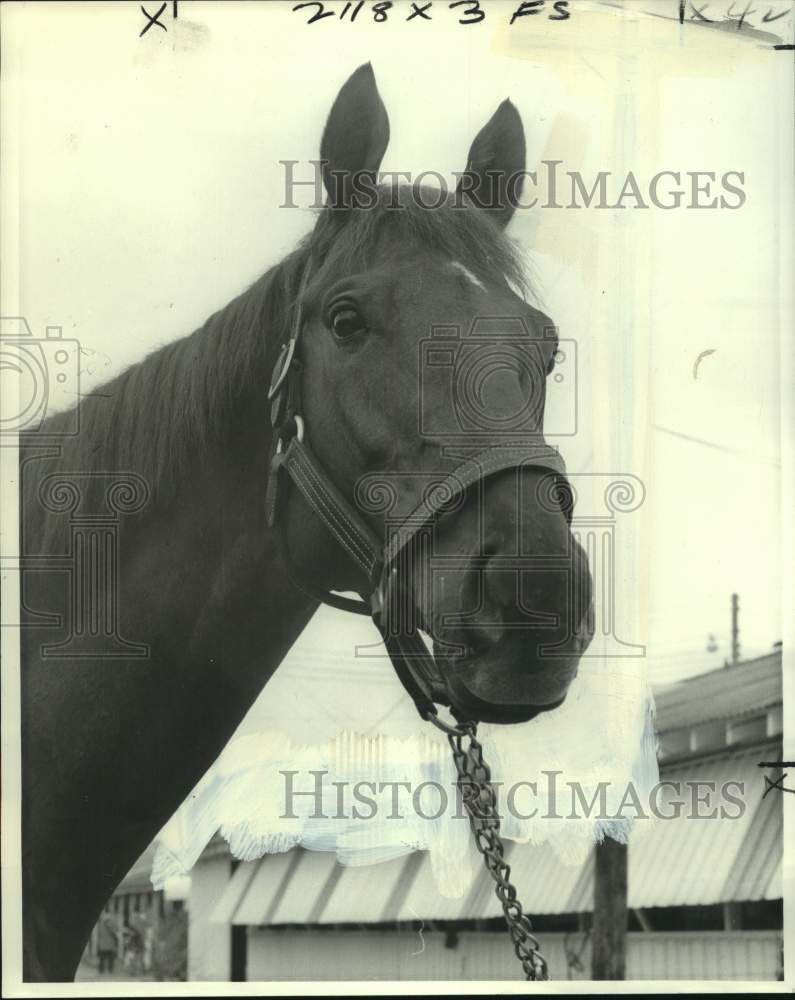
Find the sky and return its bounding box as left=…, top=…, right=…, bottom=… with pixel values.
left=3, top=0, right=790, bottom=690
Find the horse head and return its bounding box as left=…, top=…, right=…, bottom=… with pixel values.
left=276, top=64, right=593, bottom=724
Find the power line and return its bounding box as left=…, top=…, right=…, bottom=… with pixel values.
left=653, top=424, right=781, bottom=467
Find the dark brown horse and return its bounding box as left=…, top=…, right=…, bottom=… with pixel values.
left=20, top=64, right=592, bottom=980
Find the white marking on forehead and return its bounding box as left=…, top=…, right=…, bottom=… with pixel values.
left=450, top=260, right=486, bottom=291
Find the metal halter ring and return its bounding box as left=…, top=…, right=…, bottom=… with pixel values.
left=426, top=711, right=477, bottom=738
left=275, top=414, right=305, bottom=455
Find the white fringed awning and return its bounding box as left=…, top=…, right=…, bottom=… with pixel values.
left=152, top=605, right=658, bottom=899
left=191, top=744, right=782, bottom=926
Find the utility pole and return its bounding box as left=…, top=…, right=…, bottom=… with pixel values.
left=591, top=838, right=628, bottom=979
left=731, top=592, right=740, bottom=665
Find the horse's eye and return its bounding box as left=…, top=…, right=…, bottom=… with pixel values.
left=331, top=307, right=366, bottom=341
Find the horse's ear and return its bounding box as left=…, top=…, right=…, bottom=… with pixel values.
left=457, top=99, right=526, bottom=228
left=320, top=63, right=390, bottom=209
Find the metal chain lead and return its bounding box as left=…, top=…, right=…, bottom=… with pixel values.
left=428, top=714, right=549, bottom=981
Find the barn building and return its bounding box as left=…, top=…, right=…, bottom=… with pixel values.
left=82, top=844, right=190, bottom=975
left=185, top=649, right=784, bottom=982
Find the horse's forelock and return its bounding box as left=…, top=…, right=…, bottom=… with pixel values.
left=308, top=185, right=530, bottom=300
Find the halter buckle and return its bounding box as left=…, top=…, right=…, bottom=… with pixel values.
left=268, top=337, right=297, bottom=402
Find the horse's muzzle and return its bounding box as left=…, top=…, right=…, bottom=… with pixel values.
left=431, top=592, right=595, bottom=724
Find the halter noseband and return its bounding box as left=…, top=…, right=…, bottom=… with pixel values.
left=264, top=264, right=572, bottom=722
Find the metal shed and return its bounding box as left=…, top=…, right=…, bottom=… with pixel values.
left=186, top=652, right=784, bottom=981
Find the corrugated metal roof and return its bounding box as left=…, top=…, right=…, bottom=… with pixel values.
left=566, top=847, right=596, bottom=913
left=212, top=742, right=783, bottom=924
left=117, top=845, right=158, bottom=895
left=392, top=851, right=470, bottom=922
left=653, top=652, right=781, bottom=733
left=766, top=857, right=783, bottom=901
left=325, top=852, right=421, bottom=923
left=212, top=860, right=259, bottom=924
left=236, top=851, right=299, bottom=925
left=722, top=773, right=783, bottom=903
left=628, top=747, right=766, bottom=908
left=473, top=840, right=590, bottom=917
left=269, top=849, right=339, bottom=924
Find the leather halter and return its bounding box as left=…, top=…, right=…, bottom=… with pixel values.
left=265, top=265, right=572, bottom=723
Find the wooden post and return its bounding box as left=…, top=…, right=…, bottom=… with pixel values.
left=591, top=838, right=628, bottom=980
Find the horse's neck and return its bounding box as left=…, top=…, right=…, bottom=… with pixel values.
left=21, top=333, right=317, bottom=979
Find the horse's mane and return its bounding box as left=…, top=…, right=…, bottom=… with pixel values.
left=22, top=188, right=529, bottom=531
